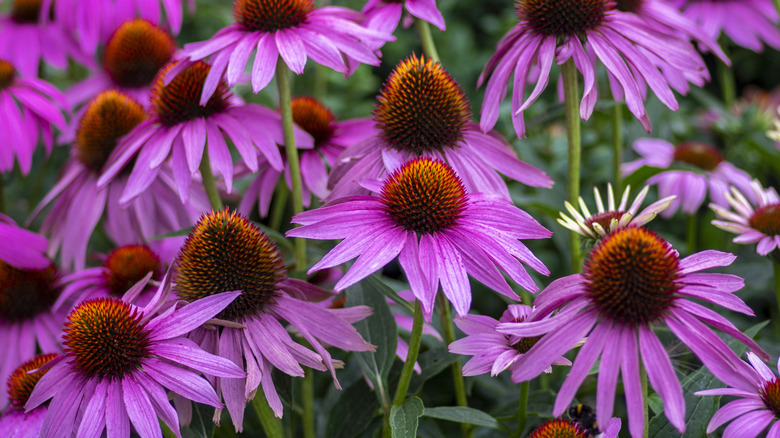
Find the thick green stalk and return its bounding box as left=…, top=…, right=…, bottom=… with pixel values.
left=775, top=0, right=780, bottom=21
left=641, top=363, right=649, bottom=438
left=276, top=62, right=307, bottom=271
left=509, top=381, right=530, bottom=438
left=252, top=390, right=285, bottom=438
left=718, top=60, right=736, bottom=108
left=774, top=260, right=780, bottom=328
left=612, top=103, right=624, bottom=193
left=415, top=18, right=440, bottom=63
left=269, top=182, right=290, bottom=232
left=562, top=59, right=582, bottom=272
left=199, top=146, right=224, bottom=211
left=302, top=369, right=316, bottom=438
left=687, top=214, right=697, bottom=254
left=392, top=300, right=425, bottom=406
left=438, top=295, right=472, bottom=438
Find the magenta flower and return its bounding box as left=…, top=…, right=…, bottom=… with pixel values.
left=0, top=59, right=67, bottom=175
left=289, top=158, right=551, bottom=320
left=622, top=138, right=755, bottom=217
left=362, top=0, right=446, bottom=43
left=30, top=90, right=208, bottom=271
left=710, top=180, right=780, bottom=255
left=0, top=1, right=88, bottom=76
left=98, top=61, right=287, bottom=204
left=239, top=96, right=375, bottom=216
left=479, top=0, right=710, bottom=138
left=0, top=214, right=48, bottom=269
left=449, top=304, right=571, bottom=380
left=496, top=226, right=766, bottom=438
left=696, top=352, right=780, bottom=438
left=557, top=184, right=675, bottom=240
left=0, top=259, right=65, bottom=411
left=668, top=0, right=780, bottom=52
left=327, top=54, right=552, bottom=201
left=42, top=0, right=186, bottom=55
left=25, top=276, right=245, bottom=438
left=66, top=19, right=177, bottom=110
left=174, top=0, right=394, bottom=103
left=0, top=353, right=58, bottom=438
left=172, top=209, right=374, bottom=428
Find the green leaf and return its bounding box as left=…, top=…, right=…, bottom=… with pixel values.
left=621, top=165, right=666, bottom=189
left=390, top=397, right=425, bottom=438
left=422, top=407, right=506, bottom=431
left=346, top=277, right=399, bottom=407
left=326, top=378, right=382, bottom=438
left=363, top=275, right=415, bottom=313
left=180, top=402, right=217, bottom=438
left=409, top=348, right=460, bottom=393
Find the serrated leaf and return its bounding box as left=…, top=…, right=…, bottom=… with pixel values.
left=326, top=378, right=381, bottom=438
left=390, top=396, right=424, bottom=438
left=346, top=277, right=399, bottom=407
left=423, top=406, right=506, bottom=430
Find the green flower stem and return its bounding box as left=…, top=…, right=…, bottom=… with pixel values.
left=509, top=381, right=530, bottom=438
left=252, top=390, right=285, bottom=438
left=415, top=18, right=440, bottom=63
left=773, top=260, right=780, bottom=327
left=775, top=0, right=780, bottom=21
left=302, top=368, right=316, bottom=438
left=269, top=181, right=290, bottom=232
left=438, top=294, right=472, bottom=438
left=641, top=363, right=649, bottom=438
left=687, top=213, right=697, bottom=254
left=277, top=61, right=307, bottom=271
left=718, top=59, right=736, bottom=108
left=392, top=300, right=425, bottom=406
left=199, top=146, right=224, bottom=211
left=562, top=59, right=582, bottom=272
left=612, top=103, right=624, bottom=193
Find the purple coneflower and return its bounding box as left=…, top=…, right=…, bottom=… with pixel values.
left=55, top=243, right=173, bottom=311
left=0, top=215, right=48, bottom=269
left=0, top=259, right=65, bottom=411
left=239, top=96, right=374, bottom=216
left=327, top=54, right=552, bottom=201
left=173, top=0, right=394, bottom=103
left=0, top=58, right=66, bottom=175
left=98, top=61, right=288, bottom=203
left=710, top=180, right=780, bottom=256
left=66, top=19, right=177, bottom=110
left=362, top=0, right=446, bottom=45
left=42, top=0, right=186, bottom=55
left=557, top=184, right=675, bottom=240
left=479, top=0, right=710, bottom=138
left=449, top=304, right=571, bottom=380
left=289, top=157, right=551, bottom=319
left=0, top=353, right=57, bottom=437
left=696, top=352, right=780, bottom=438
left=30, top=90, right=207, bottom=271
left=24, top=276, right=245, bottom=438
left=528, top=416, right=621, bottom=438
left=0, top=0, right=87, bottom=76
left=496, top=226, right=767, bottom=437
left=668, top=0, right=780, bottom=52
left=172, top=209, right=374, bottom=428
left=622, top=138, right=755, bottom=216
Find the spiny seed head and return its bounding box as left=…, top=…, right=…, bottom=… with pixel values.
left=151, top=61, right=231, bottom=126
left=0, top=261, right=58, bottom=322
left=584, top=227, right=679, bottom=325
left=615, top=0, right=643, bottom=13
left=528, top=419, right=590, bottom=438
left=174, top=209, right=285, bottom=322
left=12, top=0, right=44, bottom=23
left=0, top=60, right=15, bottom=89
left=381, top=158, right=468, bottom=235
left=291, top=96, right=336, bottom=147
left=233, top=0, right=313, bottom=32
left=62, top=298, right=151, bottom=379
left=672, top=142, right=724, bottom=171
left=102, top=245, right=162, bottom=297
left=7, top=353, right=58, bottom=408
left=513, top=336, right=542, bottom=353
left=103, top=19, right=176, bottom=89
left=761, top=378, right=780, bottom=418
left=516, top=0, right=612, bottom=37
left=76, top=90, right=147, bottom=172
left=750, top=204, right=780, bottom=237
left=374, top=54, right=471, bottom=155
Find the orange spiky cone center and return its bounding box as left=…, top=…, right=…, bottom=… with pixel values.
left=103, top=19, right=176, bottom=89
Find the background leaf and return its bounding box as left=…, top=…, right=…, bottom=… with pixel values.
left=422, top=406, right=506, bottom=431
left=390, top=396, right=425, bottom=438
